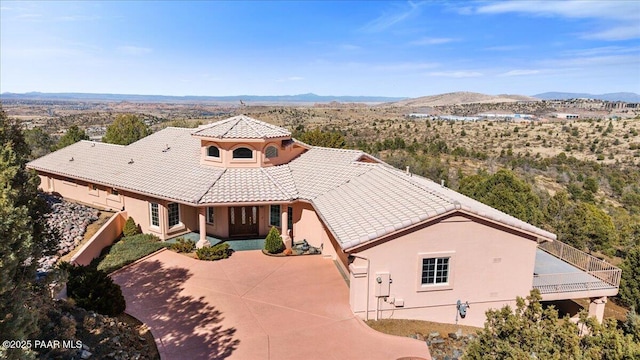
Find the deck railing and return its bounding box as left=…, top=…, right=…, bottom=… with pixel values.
left=538, top=240, right=621, bottom=289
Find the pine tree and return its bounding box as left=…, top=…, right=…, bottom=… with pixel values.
left=102, top=114, right=151, bottom=145
left=55, top=124, right=89, bottom=150
left=0, top=107, right=57, bottom=359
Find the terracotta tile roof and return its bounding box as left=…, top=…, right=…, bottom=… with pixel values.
left=27, top=128, right=224, bottom=203
left=198, top=167, right=295, bottom=203
left=192, top=115, right=291, bottom=139
left=27, top=115, right=556, bottom=251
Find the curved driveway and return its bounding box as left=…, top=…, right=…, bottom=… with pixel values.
left=111, top=249, right=430, bottom=360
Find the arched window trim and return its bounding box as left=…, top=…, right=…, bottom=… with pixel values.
left=265, top=145, right=278, bottom=159
left=207, top=145, right=220, bottom=158
left=232, top=146, right=254, bottom=159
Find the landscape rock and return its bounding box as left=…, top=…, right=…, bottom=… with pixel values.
left=38, top=194, right=99, bottom=272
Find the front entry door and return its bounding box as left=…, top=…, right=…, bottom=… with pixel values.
left=229, top=206, right=259, bottom=237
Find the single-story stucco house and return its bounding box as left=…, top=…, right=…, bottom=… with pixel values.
left=27, top=115, right=620, bottom=327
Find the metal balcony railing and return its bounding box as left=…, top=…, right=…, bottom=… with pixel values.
left=533, top=240, right=621, bottom=294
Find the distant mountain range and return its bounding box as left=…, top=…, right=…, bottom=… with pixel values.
left=0, top=92, right=405, bottom=103
left=533, top=92, right=640, bottom=102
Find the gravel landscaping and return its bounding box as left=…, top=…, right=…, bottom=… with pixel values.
left=39, top=194, right=99, bottom=272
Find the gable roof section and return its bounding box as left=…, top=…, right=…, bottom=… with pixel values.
left=311, top=163, right=556, bottom=250
left=191, top=115, right=291, bottom=139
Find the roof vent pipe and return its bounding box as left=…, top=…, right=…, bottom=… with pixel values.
left=441, top=179, right=445, bottom=187
left=405, top=166, right=410, bottom=175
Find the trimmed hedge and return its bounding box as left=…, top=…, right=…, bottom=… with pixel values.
left=264, top=226, right=285, bottom=254
left=196, top=243, right=231, bottom=261
left=122, top=216, right=140, bottom=237
left=60, top=262, right=126, bottom=316
left=171, top=237, right=196, bottom=253
left=95, top=233, right=167, bottom=273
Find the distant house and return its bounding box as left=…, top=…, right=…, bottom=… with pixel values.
left=554, top=113, right=580, bottom=120
left=27, top=115, right=620, bottom=326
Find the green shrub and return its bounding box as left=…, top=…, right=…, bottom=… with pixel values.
left=171, top=237, right=196, bottom=253
left=60, top=262, right=126, bottom=316
left=264, top=226, right=285, bottom=254
left=95, top=234, right=167, bottom=273
left=196, top=243, right=231, bottom=261
left=122, top=216, right=140, bottom=237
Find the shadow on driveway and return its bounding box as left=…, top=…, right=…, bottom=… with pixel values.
left=113, top=258, right=239, bottom=359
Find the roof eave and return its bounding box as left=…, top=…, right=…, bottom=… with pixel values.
left=342, top=208, right=556, bottom=253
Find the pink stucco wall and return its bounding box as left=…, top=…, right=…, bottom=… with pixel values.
left=40, top=173, right=123, bottom=212
left=71, top=211, right=127, bottom=266
left=349, top=214, right=539, bottom=327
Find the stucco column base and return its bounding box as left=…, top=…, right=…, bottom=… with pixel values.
left=196, top=239, right=210, bottom=249
left=588, top=296, right=607, bottom=323
left=282, top=235, right=292, bottom=249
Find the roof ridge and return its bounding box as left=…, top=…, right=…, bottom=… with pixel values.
left=376, top=165, right=455, bottom=205
left=241, top=116, right=266, bottom=137
left=260, top=166, right=295, bottom=199
left=196, top=168, right=228, bottom=204
left=218, top=117, right=243, bottom=138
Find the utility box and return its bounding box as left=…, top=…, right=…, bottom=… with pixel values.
left=375, top=272, right=391, bottom=297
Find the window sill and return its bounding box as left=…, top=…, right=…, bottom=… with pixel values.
left=417, top=284, right=453, bottom=292
left=167, top=223, right=186, bottom=233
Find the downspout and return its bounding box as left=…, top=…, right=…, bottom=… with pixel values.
left=350, top=254, right=370, bottom=321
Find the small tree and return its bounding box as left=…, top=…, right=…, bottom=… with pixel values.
left=122, top=216, right=140, bottom=237
left=102, top=114, right=151, bottom=145
left=56, top=125, right=89, bottom=150
left=619, top=245, right=640, bottom=311
left=61, top=263, right=126, bottom=316
left=264, top=226, right=285, bottom=254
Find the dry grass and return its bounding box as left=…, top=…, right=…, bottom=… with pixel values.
left=365, top=319, right=481, bottom=338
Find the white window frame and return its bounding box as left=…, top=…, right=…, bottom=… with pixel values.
left=417, top=251, right=455, bottom=292
left=206, top=207, right=215, bottom=224
left=167, top=202, right=181, bottom=228
left=150, top=203, right=160, bottom=228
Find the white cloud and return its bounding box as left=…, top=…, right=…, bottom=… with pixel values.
left=276, top=76, right=304, bottom=82
left=373, top=62, right=439, bottom=71
left=473, top=0, right=640, bottom=40
left=500, top=69, right=542, bottom=77
left=340, top=44, right=361, bottom=51
left=361, top=1, right=424, bottom=32
left=428, top=71, right=483, bottom=78
left=117, top=46, right=152, bottom=56
left=584, top=25, right=640, bottom=41
left=410, top=37, right=457, bottom=45
left=484, top=45, right=529, bottom=51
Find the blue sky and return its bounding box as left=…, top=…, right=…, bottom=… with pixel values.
left=1, top=1, right=639, bottom=97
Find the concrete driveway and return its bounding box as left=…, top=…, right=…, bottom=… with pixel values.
left=111, top=249, right=430, bottom=360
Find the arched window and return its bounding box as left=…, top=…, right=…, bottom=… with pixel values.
left=207, top=146, right=220, bottom=158
left=265, top=146, right=278, bottom=159
left=232, top=147, right=253, bottom=159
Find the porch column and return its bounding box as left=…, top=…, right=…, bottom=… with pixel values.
left=588, top=296, right=607, bottom=323
left=196, top=207, right=209, bottom=249
left=281, top=206, right=291, bottom=248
